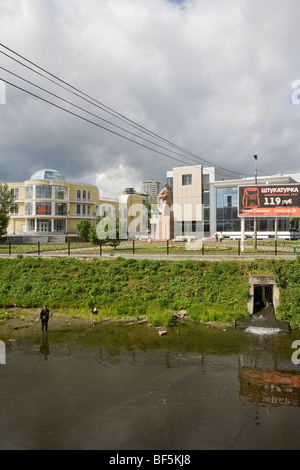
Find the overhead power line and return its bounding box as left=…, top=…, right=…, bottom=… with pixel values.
left=2, top=77, right=203, bottom=169
left=0, top=43, right=248, bottom=177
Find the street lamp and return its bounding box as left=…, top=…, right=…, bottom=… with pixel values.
left=254, top=155, right=258, bottom=249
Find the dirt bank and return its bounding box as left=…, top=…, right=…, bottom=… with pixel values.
left=0, top=307, right=146, bottom=338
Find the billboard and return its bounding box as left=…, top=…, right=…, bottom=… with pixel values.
left=238, top=184, right=300, bottom=217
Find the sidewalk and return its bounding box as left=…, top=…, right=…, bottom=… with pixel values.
left=0, top=251, right=297, bottom=261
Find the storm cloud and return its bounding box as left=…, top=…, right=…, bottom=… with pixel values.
left=1, top=0, right=300, bottom=198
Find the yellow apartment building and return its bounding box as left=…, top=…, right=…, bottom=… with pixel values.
left=6, top=169, right=148, bottom=239
left=7, top=169, right=118, bottom=237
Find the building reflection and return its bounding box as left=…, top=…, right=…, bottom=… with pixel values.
left=239, top=367, right=300, bottom=407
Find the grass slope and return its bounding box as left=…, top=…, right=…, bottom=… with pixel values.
left=0, top=256, right=299, bottom=327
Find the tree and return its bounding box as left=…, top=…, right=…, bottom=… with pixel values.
left=76, top=219, right=92, bottom=241
left=0, top=184, right=14, bottom=241
left=90, top=215, right=122, bottom=249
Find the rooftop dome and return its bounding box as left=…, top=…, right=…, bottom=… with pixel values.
left=30, top=169, right=65, bottom=181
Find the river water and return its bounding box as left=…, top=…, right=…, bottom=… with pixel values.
left=0, top=318, right=300, bottom=450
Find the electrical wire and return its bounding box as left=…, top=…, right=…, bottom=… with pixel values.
left=2, top=77, right=207, bottom=169
left=1, top=65, right=214, bottom=168
left=0, top=43, right=224, bottom=169
left=0, top=43, right=250, bottom=177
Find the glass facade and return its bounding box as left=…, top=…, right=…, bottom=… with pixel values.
left=216, top=187, right=289, bottom=232
left=36, top=202, right=52, bottom=215
left=30, top=169, right=65, bottom=181
left=36, top=185, right=52, bottom=199
left=53, top=220, right=66, bottom=232
left=216, top=187, right=240, bottom=231
left=55, top=203, right=67, bottom=216
left=54, top=186, right=68, bottom=200
left=25, top=186, right=33, bottom=199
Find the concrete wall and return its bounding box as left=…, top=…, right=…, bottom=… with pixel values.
left=248, top=275, right=280, bottom=315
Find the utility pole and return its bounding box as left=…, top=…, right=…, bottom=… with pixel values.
left=254, top=155, right=258, bottom=250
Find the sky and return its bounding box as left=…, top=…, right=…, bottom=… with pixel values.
left=1, top=0, right=300, bottom=199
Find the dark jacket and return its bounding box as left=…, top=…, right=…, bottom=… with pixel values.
left=40, top=308, right=50, bottom=321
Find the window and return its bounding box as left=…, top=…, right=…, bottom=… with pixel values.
left=88, top=191, right=91, bottom=201
left=53, top=220, right=66, bottom=232
left=25, top=203, right=32, bottom=215
left=203, top=191, right=210, bottom=205
left=82, top=190, right=86, bottom=200
left=36, top=185, right=52, bottom=199
left=35, top=202, right=51, bottom=215
left=182, top=174, right=192, bottom=185
left=54, top=186, right=67, bottom=200
left=25, top=186, right=33, bottom=199
left=204, top=207, right=210, bottom=221
left=180, top=221, right=201, bottom=234
left=55, top=203, right=67, bottom=216
left=202, top=174, right=210, bottom=190
left=11, top=188, right=19, bottom=199
left=77, top=190, right=81, bottom=200
left=28, top=219, right=35, bottom=231
left=76, top=204, right=81, bottom=215
left=216, top=187, right=240, bottom=232
left=10, top=204, right=19, bottom=214
left=82, top=205, right=86, bottom=215
left=87, top=205, right=91, bottom=216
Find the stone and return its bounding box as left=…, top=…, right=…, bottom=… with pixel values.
left=177, top=310, right=187, bottom=319
left=158, top=330, right=167, bottom=336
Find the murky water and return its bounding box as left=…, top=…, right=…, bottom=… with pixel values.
left=0, top=319, right=300, bottom=450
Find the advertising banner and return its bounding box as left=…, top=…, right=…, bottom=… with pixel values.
left=238, top=184, right=300, bottom=217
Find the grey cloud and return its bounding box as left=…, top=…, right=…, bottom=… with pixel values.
left=1, top=0, right=300, bottom=197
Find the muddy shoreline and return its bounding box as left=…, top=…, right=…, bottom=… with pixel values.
left=0, top=307, right=233, bottom=340
left=0, top=307, right=147, bottom=337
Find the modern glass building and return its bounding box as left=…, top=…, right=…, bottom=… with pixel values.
left=157, top=165, right=300, bottom=239
left=214, top=176, right=297, bottom=237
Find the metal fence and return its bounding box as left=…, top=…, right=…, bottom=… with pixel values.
left=0, top=238, right=299, bottom=257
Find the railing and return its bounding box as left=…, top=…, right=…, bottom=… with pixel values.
left=0, top=238, right=299, bottom=257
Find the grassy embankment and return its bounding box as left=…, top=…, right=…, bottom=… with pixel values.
left=0, top=257, right=299, bottom=328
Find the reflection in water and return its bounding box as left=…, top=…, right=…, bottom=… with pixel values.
left=1, top=321, right=300, bottom=450
left=39, top=334, right=49, bottom=361
left=239, top=367, right=300, bottom=406
left=236, top=306, right=300, bottom=406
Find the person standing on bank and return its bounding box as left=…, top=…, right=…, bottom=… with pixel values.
left=40, top=305, right=50, bottom=332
